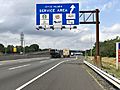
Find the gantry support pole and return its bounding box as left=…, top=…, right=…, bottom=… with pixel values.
left=95, top=9, right=101, bottom=67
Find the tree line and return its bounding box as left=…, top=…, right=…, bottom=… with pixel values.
left=0, top=44, right=41, bottom=54
left=86, top=36, right=120, bottom=57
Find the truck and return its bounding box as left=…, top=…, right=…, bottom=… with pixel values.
left=50, top=49, right=61, bottom=58
left=63, top=49, right=70, bottom=58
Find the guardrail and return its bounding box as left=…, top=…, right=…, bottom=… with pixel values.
left=84, top=61, right=120, bottom=89
left=27, top=51, right=49, bottom=55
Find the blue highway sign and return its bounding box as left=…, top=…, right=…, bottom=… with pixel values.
left=36, top=3, right=79, bottom=26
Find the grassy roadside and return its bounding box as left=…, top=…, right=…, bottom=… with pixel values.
left=86, top=56, right=120, bottom=79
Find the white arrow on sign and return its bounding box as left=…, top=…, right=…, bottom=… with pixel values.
left=70, top=5, right=75, bottom=14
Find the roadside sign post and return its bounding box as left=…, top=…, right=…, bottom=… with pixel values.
left=36, top=3, right=79, bottom=29
left=116, top=42, right=120, bottom=70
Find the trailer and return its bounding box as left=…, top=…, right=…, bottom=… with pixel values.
left=63, top=49, right=70, bottom=58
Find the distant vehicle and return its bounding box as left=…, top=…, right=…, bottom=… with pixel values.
left=63, top=49, right=70, bottom=58
left=74, top=52, right=81, bottom=55
left=71, top=52, right=83, bottom=56
left=50, top=49, right=61, bottom=58
left=20, top=52, right=23, bottom=55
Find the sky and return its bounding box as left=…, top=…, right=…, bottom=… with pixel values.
left=0, top=0, right=120, bottom=50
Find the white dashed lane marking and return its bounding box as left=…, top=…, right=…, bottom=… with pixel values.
left=8, top=64, right=31, bottom=70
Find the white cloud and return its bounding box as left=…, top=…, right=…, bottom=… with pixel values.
left=80, top=34, right=93, bottom=42
left=0, top=19, right=5, bottom=23
left=102, top=24, right=120, bottom=33
left=0, top=0, right=119, bottom=50
left=100, top=23, right=120, bottom=41
left=101, top=0, right=118, bottom=11
left=101, top=1, right=112, bottom=11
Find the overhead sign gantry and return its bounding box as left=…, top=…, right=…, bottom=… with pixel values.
left=35, top=3, right=101, bottom=67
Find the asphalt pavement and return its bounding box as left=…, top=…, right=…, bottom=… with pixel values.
left=0, top=57, right=104, bottom=90
left=0, top=57, right=63, bottom=90
left=22, top=59, right=103, bottom=90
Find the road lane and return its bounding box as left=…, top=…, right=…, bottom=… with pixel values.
left=0, top=57, right=64, bottom=90
left=0, top=57, right=104, bottom=90
left=0, top=57, right=52, bottom=70
left=0, top=57, right=49, bottom=67
left=16, top=61, right=66, bottom=90
left=22, top=60, right=103, bottom=90
left=0, top=58, right=62, bottom=78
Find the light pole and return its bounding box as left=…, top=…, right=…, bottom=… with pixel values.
left=20, top=32, right=24, bottom=54
left=23, top=40, right=25, bottom=55
left=85, top=50, right=87, bottom=59
left=90, top=30, right=93, bottom=60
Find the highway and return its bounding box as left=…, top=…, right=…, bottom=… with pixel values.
left=0, top=57, right=103, bottom=90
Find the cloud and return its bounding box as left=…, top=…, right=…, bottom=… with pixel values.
left=100, top=23, right=120, bottom=41
left=0, top=19, right=5, bottom=23
left=102, top=24, right=120, bottom=33
left=101, top=2, right=112, bottom=11
left=101, top=0, right=119, bottom=11
left=0, top=0, right=96, bottom=50
left=0, top=0, right=119, bottom=50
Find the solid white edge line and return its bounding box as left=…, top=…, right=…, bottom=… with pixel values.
left=16, top=61, right=65, bottom=90
left=9, top=64, right=31, bottom=70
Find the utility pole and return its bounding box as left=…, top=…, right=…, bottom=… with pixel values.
left=23, top=40, right=25, bottom=54
left=20, top=32, right=24, bottom=54
left=91, top=30, right=93, bottom=60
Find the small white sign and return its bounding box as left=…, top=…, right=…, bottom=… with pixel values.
left=40, top=14, right=49, bottom=26
left=40, top=20, right=49, bottom=25
left=53, top=14, right=62, bottom=26
left=66, top=13, right=75, bottom=19
left=67, top=20, right=74, bottom=24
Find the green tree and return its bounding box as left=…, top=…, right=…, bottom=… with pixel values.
left=29, top=44, right=39, bottom=52
left=0, top=44, right=5, bottom=53
left=25, top=46, right=30, bottom=53
left=16, top=46, right=23, bottom=53
left=91, top=36, right=120, bottom=57
left=6, top=45, right=14, bottom=54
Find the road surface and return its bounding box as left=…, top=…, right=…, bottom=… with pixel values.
left=0, top=57, right=103, bottom=90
